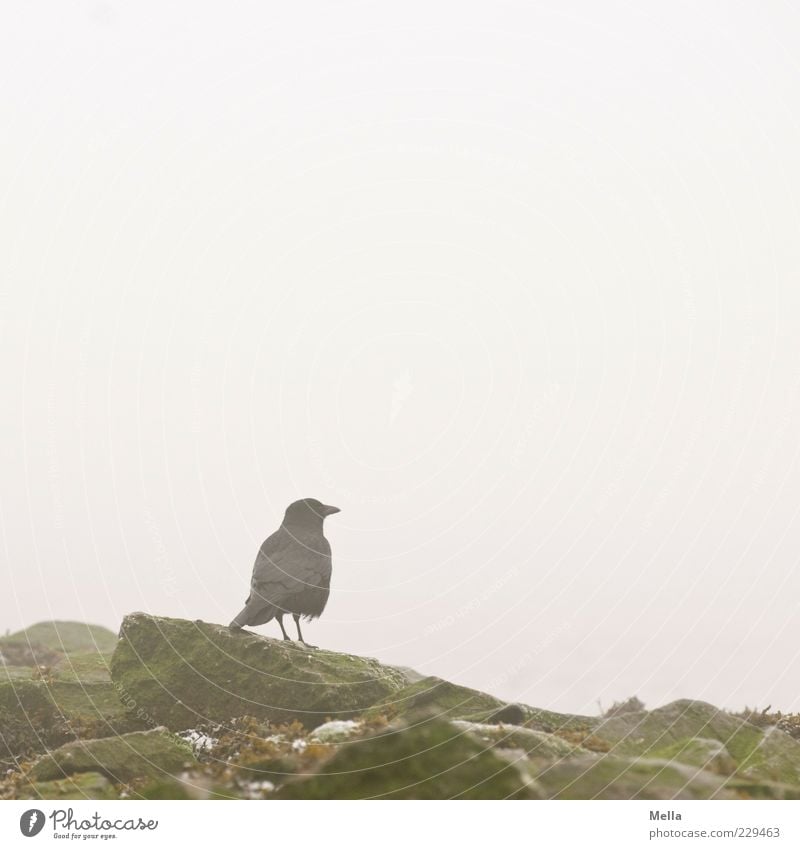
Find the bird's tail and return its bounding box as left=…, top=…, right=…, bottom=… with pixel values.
left=229, top=607, right=248, bottom=629
left=229, top=594, right=276, bottom=629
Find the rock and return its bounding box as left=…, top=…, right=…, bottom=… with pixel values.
left=309, top=720, right=362, bottom=744
left=524, top=705, right=601, bottom=735
left=51, top=651, right=115, bottom=683
left=531, top=753, right=739, bottom=800
left=279, top=717, right=538, bottom=799
left=45, top=680, right=146, bottom=737
left=0, top=622, right=117, bottom=668
left=0, top=680, right=64, bottom=766
left=486, top=703, right=527, bottom=725
left=234, top=755, right=298, bottom=784
left=393, top=666, right=427, bottom=684
left=369, top=676, right=508, bottom=722
left=452, top=720, right=577, bottom=758
left=594, top=699, right=800, bottom=785
left=29, top=728, right=195, bottom=784
left=0, top=679, right=146, bottom=763
left=0, top=626, right=146, bottom=768
left=652, top=737, right=738, bottom=776
left=20, top=771, right=119, bottom=800
left=110, top=613, right=408, bottom=730
left=0, top=676, right=146, bottom=769
left=7, top=613, right=800, bottom=801
left=139, top=775, right=212, bottom=799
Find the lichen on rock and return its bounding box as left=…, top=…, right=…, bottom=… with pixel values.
left=110, top=613, right=408, bottom=730
left=29, top=727, right=195, bottom=784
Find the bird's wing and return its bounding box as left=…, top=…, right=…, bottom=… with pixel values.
left=285, top=534, right=331, bottom=584
left=251, top=531, right=331, bottom=601
left=247, top=530, right=306, bottom=607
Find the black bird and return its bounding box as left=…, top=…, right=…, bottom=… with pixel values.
left=229, top=498, right=340, bottom=644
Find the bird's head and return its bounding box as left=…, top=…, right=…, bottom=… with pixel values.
left=283, top=498, right=341, bottom=527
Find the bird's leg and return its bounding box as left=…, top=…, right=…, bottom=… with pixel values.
left=276, top=615, right=291, bottom=641
left=293, top=614, right=317, bottom=648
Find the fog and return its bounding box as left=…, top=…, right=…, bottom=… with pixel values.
left=2, top=1, right=800, bottom=714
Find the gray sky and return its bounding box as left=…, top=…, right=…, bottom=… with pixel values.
left=2, top=1, right=800, bottom=715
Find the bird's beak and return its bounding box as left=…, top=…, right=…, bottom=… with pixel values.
left=323, top=504, right=341, bottom=516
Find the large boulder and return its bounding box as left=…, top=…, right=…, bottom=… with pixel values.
left=279, top=717, right=537, bottom=799
left=110, top=613, right=408, bottom=730
left=29, top=728, right=195, bottom=784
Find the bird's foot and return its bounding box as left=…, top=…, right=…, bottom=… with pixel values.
left=299, top=641, right=318, bottom=649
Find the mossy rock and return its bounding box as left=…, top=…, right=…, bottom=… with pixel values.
left=723, top=778, right=800, bottom=800
left=47, top=681, right=146, bottom=736
left=1, top=665, right=41, bottom=683
left=651, top=737, right=737, bottom=776
left=1, top=651, right=113, bottom=685
left=532, top=753, right=738, bottom=800
left=110, top=613, right=407, bottom=730
left=0, top=622, right=117, bottom=669
left=595, top=700, right=800, bottom=785
left=1, top=628, right=137, bottom=765
left=234, top=755, right=299, bottom=782
left=1, top=622, right=117, bottom=655
left=0, top=680, right=65, bottom=766
left=51, top=652, right=115, bottom=683
left=279, top=717, right=537, bottom=799
left=20, top=771, right=118, bottom=800
left=29, top=727, right=195, bottom=784
left=139, top=775, right=211, bottom=799
left=368, top=676, right=509, bottom=723
left=0, top=679, right=58, bottom=723
left=523, top=706, right=600, bottom=735
left=0, top=675, right=147, bottom=768
left=452, top=720, right=577, bottom=759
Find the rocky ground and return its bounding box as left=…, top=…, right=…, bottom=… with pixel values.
left=2, top=613, right=800, bottom=800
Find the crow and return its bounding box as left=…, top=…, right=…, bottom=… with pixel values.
left=229, top=498, right=340, bottom=644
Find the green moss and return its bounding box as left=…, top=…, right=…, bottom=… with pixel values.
left=452, top=720, right=578, bottom=759
left=650, top=738, right=737, bottom=776
left=0, top=666, right=37, bottom=683
left=280, top=717, right=537, bottom=799
left=525, top=707, right=600, bottom=734
left=0, top=680, right=64, bottom=766
left=235, top=756, right=298, bottom=782
left=368, top=676, right=507, bottom=723
left=110, top=613, right=407, bottom=730
left=725, top=779, right=800, bottom=800
left=595, top=700, right=800, bottom=785
left=51, top=651, right=115, bottom=683
left=533, top=753, right=735, bottom=800
left=0, top=622, right=117, bottom=658
left=21, top=771, right=119, bottom=800
left=139, top=777, right=203, bottom=799
left=30, top=728, right=195, bottom=783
